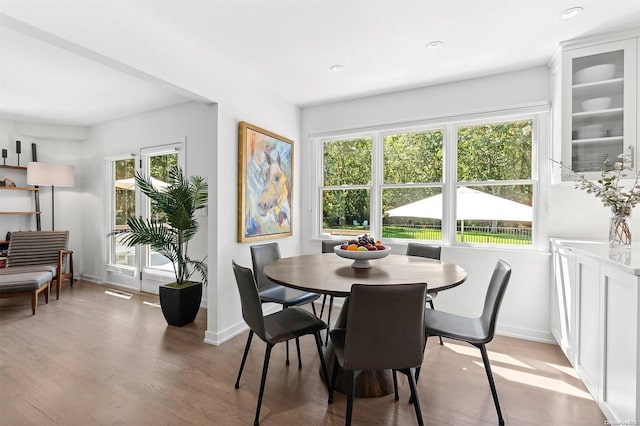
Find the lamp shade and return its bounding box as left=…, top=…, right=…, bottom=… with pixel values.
left=27, top=162, right=75, bottom=187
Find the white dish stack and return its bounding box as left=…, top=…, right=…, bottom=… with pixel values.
left=572, top=153, right=608, bottom=172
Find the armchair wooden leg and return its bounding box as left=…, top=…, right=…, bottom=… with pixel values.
left=55, top=277, right=61, bottom=300
left=31, top=290, right=37, bottom=315
left=30, top=283, right=50, bottom=315
left=69, top=253, right=74, bottom=287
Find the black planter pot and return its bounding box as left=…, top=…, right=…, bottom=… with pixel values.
left=158, top=281, right=203, bottom=327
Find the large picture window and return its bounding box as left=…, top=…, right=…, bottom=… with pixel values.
left=454, top=120, right=533, bottom=245
left=383, top=129, right=444, bottom=241
left=321, top=137, right=372, bottom=235
left=317, top=110, right=541, bottom=248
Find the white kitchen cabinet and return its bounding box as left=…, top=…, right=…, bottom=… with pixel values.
left=598, top=263, right=639, bottom=423
left=551, top=33, right=638, bottom=182
left=550, top=242, right=577, bottom=364
left=574, top=253, right=601, bottom=398
left=551, top=239, right=640, bottom=423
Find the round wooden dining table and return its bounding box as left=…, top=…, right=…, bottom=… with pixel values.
left=264, top=252, right=467, bottom=397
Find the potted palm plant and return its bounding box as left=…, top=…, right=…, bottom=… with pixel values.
left=111, top=166, right=208, bottom=326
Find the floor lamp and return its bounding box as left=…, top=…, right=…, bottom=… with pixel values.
left=27, top=162, right=75, bottom=231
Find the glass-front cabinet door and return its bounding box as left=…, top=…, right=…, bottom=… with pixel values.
left=561, top=38, right=637, bottom=179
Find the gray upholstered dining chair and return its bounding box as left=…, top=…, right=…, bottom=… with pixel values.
left=232, top=261, right=331, bottom=426
left=250, top=242, right=321, bottom=367
left=320, top=239, right=347, bottom=345
left=421, top=260, right=512, bottom=426
left=329, top=283, right=427, bottom=426
left=406, top=242, right=444, bottom=345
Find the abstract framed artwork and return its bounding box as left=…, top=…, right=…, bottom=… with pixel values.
left=238, top=121, right=293, bottom=242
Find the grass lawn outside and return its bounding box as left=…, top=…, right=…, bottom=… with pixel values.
left=323, top=225, right=532, bottom=245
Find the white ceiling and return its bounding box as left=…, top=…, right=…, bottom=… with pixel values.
left=0, top=0, right=639, bottom=127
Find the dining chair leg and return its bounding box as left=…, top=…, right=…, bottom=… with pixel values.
left=392, top=369, right=399, bottom=401
left=403, top=368, right=424, bottom=426
left=254, top=343, right=274, bottom=426
left=311, top=301, right=318, bottom=316
left=477, top=344, right=505, bottom=426
left=329, top=358, right=339, bottom=405
left=313, top=331, right=332, bottom=402
left=427, top=299, right=444, bottom=345
left=320, top=294, right=327, bottom=318
left=235, top=330, right=254, bottom=388
left=295, top=337, right=302, bottom=369
left=346, top=370, right=355, bottom=426
left=282, top=305, right=291, bottom=366
left=324, top=296, right=334, bottom=346
left=285, top=341, right=290, bottom=366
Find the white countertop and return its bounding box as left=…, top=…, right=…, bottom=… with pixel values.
left=551, top=238, right=640, bottom=275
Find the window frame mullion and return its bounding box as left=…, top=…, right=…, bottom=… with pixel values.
left=370, top=132, right=383, bottom=239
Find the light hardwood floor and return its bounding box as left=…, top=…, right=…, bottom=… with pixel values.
left=0, top=281, right=605, bottom=425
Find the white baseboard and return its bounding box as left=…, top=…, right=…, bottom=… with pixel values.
left=496, top=324, right=556, bottom=344
left=204, top=304, right=280, bottom=346
left=205, top=323, right=247, bottom=346
left=80, top=274, right=101, bottom=283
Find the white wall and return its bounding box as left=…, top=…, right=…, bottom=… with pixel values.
left=207, top=90, right=301, bottom=344
left=300, top=67, right=554, bottom=342
left=0, top=118, right=86, bottom=269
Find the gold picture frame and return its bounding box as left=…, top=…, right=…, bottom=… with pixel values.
left=238, top=121, right=293, bottom=242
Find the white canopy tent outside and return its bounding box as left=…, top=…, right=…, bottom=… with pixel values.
left=386, top=187, right=532, bottom=241
left=115, top=177, right=169, bottom=190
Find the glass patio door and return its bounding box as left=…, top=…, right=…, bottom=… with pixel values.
left=139, top=143, right=184, bottom=294
left=107, top=142, right=184, bottom=293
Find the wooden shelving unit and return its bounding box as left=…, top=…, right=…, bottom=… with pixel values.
left=0, top=211, right=41, bottom=215
left=0, top=186, right=39, bottom=191
left=0, top=165, right=27, bottom=171
left=0, top=164, right=41, bottom=227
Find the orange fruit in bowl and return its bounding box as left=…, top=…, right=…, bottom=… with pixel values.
left=347, top=244, right=358, bottom=251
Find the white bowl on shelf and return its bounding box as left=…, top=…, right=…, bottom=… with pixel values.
left=581, top=97, right=612, bottom=112
left=574, top=64, right=616, bottom=84
left=334, top=245, right=391, bottom=268
left=578, top=124, right=605, bottom=139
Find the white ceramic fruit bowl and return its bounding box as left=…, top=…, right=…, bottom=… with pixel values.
left=334, top=245, right=391, bottom=268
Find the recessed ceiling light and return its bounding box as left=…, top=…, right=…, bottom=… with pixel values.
left=560, top=7, right=583, bottom=20
left=329, top=64, right=344, bottom=72
left=426, top=40, right=444, bottom=50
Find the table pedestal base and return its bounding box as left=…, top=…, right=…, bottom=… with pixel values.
left=323, top=342, right=401, bottom=397
left=321, top=297, right=403, bottom=397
